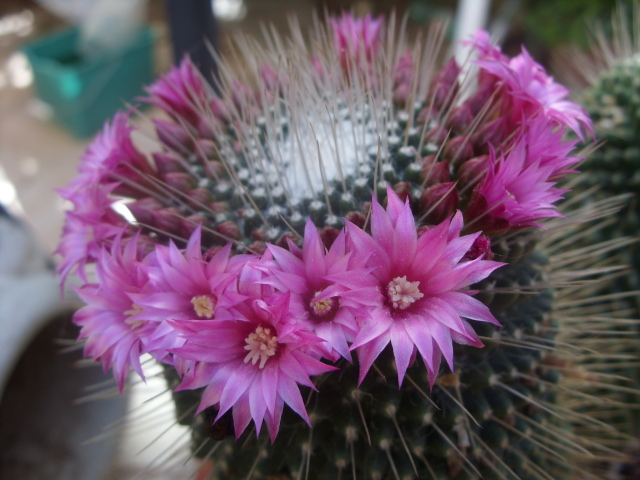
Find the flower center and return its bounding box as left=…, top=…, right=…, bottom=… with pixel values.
left=124, top=304, right=145, bottom=329
left=191, top=294, right=217, bottom=319
left=387, top=276, right=423, bottom=310
left=310, top=290, right=338, bottom=319
left=244, top=325, right=278, bottom=369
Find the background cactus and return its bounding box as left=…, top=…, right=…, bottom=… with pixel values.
left=56, top=11, right=638, bottom=480
left=553, top=3, right=640, bottom=454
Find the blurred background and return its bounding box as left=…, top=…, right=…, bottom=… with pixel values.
left=0, top=0, right=625, bottom=478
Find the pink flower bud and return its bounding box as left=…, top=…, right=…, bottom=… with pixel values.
left=162, top=172, right=197, bottom=191
left=429, top=58, right=460, bottom=110
left=215, top=220, right=241, bottom=240
left=444, top=135, right=474, bottom=163
left=345, top=211, right=366, bottom=229
left=457, top=155, right=489, bottom=189
left=392, top=182, right=413, bottom=204
left=462, top=235, right=494, bottom=261
left=421, top=156, right=450, bottom=186
left=419, top=182, right=459, bottom=224
left=152, top=207, right=183, bottom=233
left=127, top=197, right=163, bottom=225
left=448, top=104, right=474, bottom=133
left=472, top=117, right=508, bottom=154
left=186, top=188, right=214, bottom=209
left=153, top=152, right=184, bottom=174
left=154, top=119, right=191, bottom=151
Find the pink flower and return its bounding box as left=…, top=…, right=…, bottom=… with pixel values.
left=144, top=57, right=210, bottom=128
left=346, top=187, right=502, bottom=387
left=329, top=13, right=383, bottom=72
left=131, top=226, right=253, bottom=361
left=471, top=30, right=592, bottom=139
left=130, top=226, right=251, bottom=358
left=469, top=132, right=569, bottom=232
left=170, top=293, right=336, bottom=441
left=62, top=111, right=154, bottom=198
left=55, top=183, right=128, bottom=284
left=261, top=219, right=378, bottom=360
left=72, top=232, right=155, bottom=391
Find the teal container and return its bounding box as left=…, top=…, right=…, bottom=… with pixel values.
left=22, top=27, right=155, bottom=138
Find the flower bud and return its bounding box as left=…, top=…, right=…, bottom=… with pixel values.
left=444, top=135, right=474, bottom=163
left=152, top=207, right=183, bottom=233
left=392, top=182, right=413, bottom=204
left=154, top=119, right=191, bottom=151
left=345, top=211, right=366, bottom=229
left=127, top=197, right=163, bottom=225
left=153, top=152, right=184, bottom=175
left=162, top=172, right=197, bottom=191
left=180, top=214, right=208, bottom=238
left=457, top=155, right=489, bottom=189
left=462, top=235, right=494, bottom=261
left=186, top=188, right=214, bottom=209
left=472, top=117, right=507, bottom=154
left=320, top=226, right=341, bottom=249
left=215, top=220, right=241, bottom=240
left=421, top=156, right=450, bottom=186
left=429, top=58, right=460, bottom=110
left=424, top=125, right=448, bottom=145
left=419, top=182, right=459, bottom=224
left=448, top=104, right=474, bottom=133
left=195, top=139, right=219, bottom=159
left=210, top=97, right=231, bottom=122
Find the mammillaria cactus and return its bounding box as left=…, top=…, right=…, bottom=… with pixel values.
left=56, top=12, right=637, bottom=480
left=559, top=4, right=640, bottom=312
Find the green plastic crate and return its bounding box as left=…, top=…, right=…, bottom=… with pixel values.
left=22, top=27, right=155, bottom=138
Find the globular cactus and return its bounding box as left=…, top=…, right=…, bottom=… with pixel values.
left=553, top=4, right=640, bottom=468
left=56, top=12, right=637, bottom=480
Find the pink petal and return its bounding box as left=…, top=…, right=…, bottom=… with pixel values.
left=277, top=375, right=310, bottom=426
left=355, top=333, right=390, bottom=385
left=350, top=308, right=393, bottom=349
left=233, top=393, right=254, bottom=439
left=217, top=364, right=257, bottom=417
left=261, top=361, right=279, bottom=415
left=390, top=321, right=415, bottom=386
left=440, top=291, right=501, bottom=325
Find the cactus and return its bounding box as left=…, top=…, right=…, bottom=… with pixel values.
left=552, top=3, right=640, bottom=466
left=56, top=12, right=637, bottom=480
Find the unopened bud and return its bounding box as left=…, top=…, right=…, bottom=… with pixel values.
left=127, top=197, right=163, bottom=225
left=472, top=117, right=507, bottom=154
left=195, top=139, right=218, bottom=159
left=345, top=211, right=366, bottom=229
left=419, top=182, right=459, bottom=224
left=154, top=119, right=191, bottom=151
left=424, top=125, right=448, bottom=145
left=320, top=226, right=340, bottom=249
left=392, top=182, right=413, bottom=204
left=152, top=207, right=183, bottom=233
left=162, top=172, right=197, bottom=191
left=462, top=235, right=493, bottom=261
left=153, top=152, right=184, bottom=175
left=186, top=188, right=213, bottom=209
left=421, top=157, right=450, bottom=186
left=448, top=104, right=474, bottom=133
left=457, top=155, right=489, bottom=189
left=429, top=58, right=460, bottom=110
left=215, top=220, right=241, bottom=240
left=444, top=135, right=474, bottom=163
